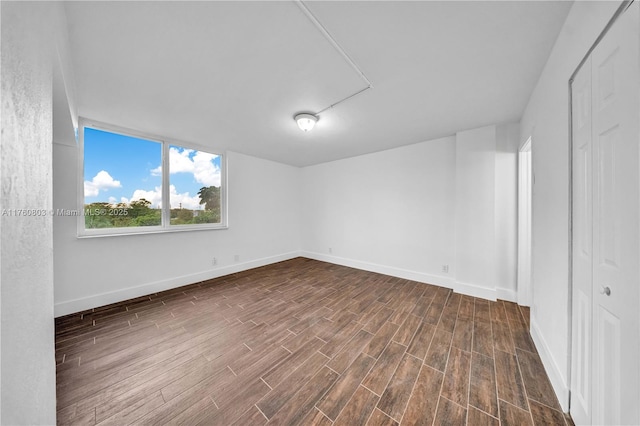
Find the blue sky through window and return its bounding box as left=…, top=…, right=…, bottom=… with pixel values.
left=84, top=127, right=221, bottom=209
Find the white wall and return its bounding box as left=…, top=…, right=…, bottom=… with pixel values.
left=454, top=126, right=497, bottom=299
left=0, top=2, right=57, bottom=424
left=53, top=147, right=302, bottom=316
left=519, top=0, right=621, bottom=411
left=496, top=124, right=520, bottom=300
left=301, top=124, right=519, bottom=300
left=301, top=136, right=457, bottom=285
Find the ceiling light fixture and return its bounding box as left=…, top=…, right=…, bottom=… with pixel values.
left=294, top=113, right=318, bottom=132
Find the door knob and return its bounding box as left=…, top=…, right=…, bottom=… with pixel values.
left=600, top=286, right=611, bottom=296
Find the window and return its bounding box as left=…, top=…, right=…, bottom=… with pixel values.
left=79, top=119, right=226, bottom=236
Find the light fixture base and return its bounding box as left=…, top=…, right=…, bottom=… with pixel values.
left=294, top=113, right=318, bottom=132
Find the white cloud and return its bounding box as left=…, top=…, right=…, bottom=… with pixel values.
left=169, top=186, right=201, bottom=210
left=84, top=170, right=121, bottom=197
left=169, top=147, right=196, bottom=174
left=151, top=148, right=221, bottom=187
left=108, top=196, right=118, bottom=205
left=130, top=187, right=163, bottom=208
left=192, top=151, right=221, bottom=187
left=128, top=185, right=202, bottom=210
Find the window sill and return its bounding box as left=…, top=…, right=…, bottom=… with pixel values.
left=77, top=224, right=229, bottom=238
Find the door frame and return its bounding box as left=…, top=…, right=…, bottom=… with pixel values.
left=517, top=136, right=532, bottom=307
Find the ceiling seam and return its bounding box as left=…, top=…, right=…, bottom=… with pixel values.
left=294, top=0, right=373, bottom=115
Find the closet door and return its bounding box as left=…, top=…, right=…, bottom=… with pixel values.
left=571, top=3, right=639, bottom=425
left=570, top=54, right=592, bottom=426
left=590, top=3, right=639, bottom=424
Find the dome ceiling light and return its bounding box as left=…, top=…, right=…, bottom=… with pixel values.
left=294, top=113, right=318, bottom=132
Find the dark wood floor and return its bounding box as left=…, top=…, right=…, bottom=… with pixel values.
left=55, top=258, right=572, bottom=425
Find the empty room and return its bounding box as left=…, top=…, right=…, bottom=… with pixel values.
left=1, top=0, right=639, bottom=425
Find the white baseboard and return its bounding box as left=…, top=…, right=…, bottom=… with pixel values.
left=57, top=250, right=519, bottom=318
left=300, top=251, right=515, bottom=305
left=301, top=251, right=510, bottom=302
left=454, top=280, right=497, bottom=301
left=530, top=316, right=570, bottom=412
left=54, top=251, right=300, bottom=317
left=496, top=287, right=517, bottom=303
left=300, top=251, right=455, bottom=289
left=301, top=252, right=520, bottom=304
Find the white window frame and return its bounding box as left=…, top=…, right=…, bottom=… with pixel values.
left=77, top=118, right=228, bottom=237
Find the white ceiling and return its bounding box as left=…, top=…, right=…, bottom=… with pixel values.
left=64, top=1, right=572, bottom=167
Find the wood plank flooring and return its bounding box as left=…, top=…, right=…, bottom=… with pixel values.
left=55, top=258, right=572, bottom=425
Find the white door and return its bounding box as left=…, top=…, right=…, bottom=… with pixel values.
left=571, top=3, right=640, bottom=425
left=570, top=53, right=592, bottom=426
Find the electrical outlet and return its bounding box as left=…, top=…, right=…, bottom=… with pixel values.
left=212, top=257, right=217, bottom=266
left=234, top=254, right=240, bottom=262
left=442, top=264, right=449, bottom=273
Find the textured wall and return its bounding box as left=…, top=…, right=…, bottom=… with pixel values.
left=1, top=2, right=57, bottom=424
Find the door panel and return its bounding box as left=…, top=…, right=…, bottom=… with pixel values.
left=597, top=305, right=621, bottom=426
left=570, top=54, right=592, bottom=426
left=575, top=291, right=591, bottom=411
left=596, top=125, right=619, bottom=269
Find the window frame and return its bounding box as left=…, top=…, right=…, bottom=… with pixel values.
left=77, top=118, right=228, bottom=237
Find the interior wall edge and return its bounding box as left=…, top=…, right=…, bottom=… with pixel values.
left=531, top=315, right=570, bottom=412
left=53, top=1, right=78, bottom=130
left=54, top=250, right=301, bottom=317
